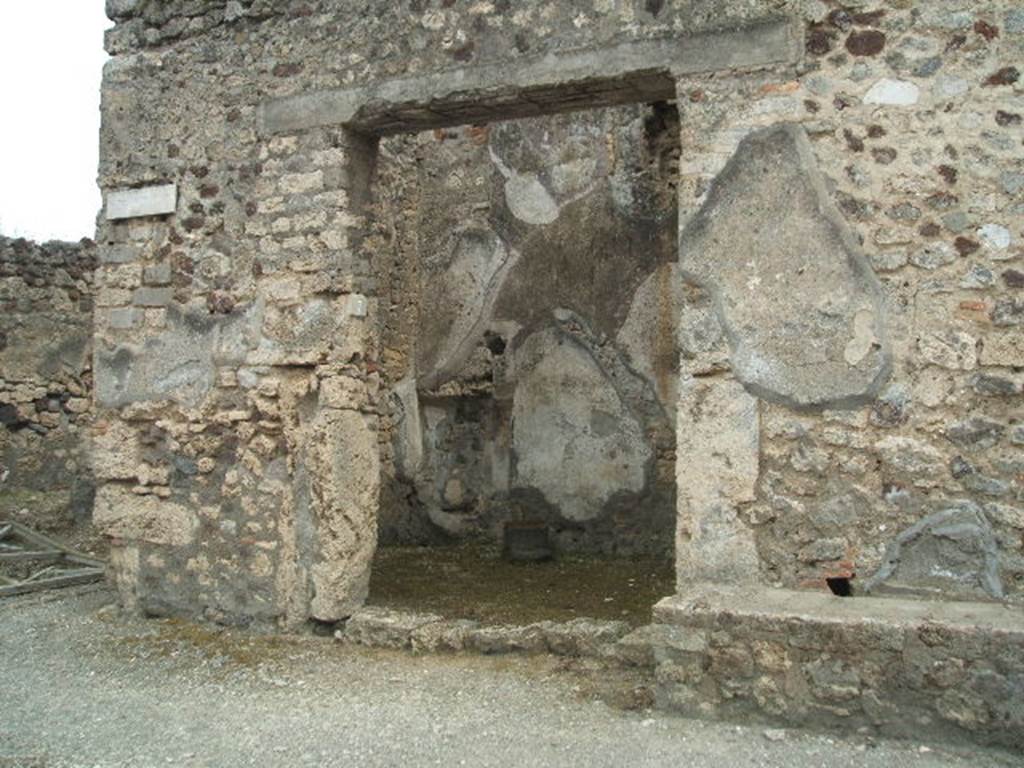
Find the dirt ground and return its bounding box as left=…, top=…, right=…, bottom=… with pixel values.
left=1, top=585, right=1019, bottom=768
left=368, top=543, right=674, bottom=625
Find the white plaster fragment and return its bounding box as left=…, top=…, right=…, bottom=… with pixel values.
left=978, top=224, right=1011, bottom=250
left=863, top=79, right=920, bottom=106
left=843, top=309, right=877, bottom=366
left=503, top=173, right=559, bottom=225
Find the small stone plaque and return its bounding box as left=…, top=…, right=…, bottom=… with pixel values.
left=105, top=183, right=177, bottom=220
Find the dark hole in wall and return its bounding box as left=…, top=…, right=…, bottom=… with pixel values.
left=484, top=331, right=506, bottom=356
left=827, top=576, right=855, bottom=597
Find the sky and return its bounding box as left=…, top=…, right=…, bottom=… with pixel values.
left=0, top=4, right=110, bottom=242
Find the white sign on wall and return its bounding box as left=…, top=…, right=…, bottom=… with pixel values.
left=105, top=183, right=178, bottom=220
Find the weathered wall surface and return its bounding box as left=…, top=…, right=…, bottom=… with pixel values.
left=94, top=0, right=1024, bottom=625
left=668, top=2, right=1024, bottom=601
left=0, top=236, right=96, bottom=531
left=374, top=106, right=679, bottom=555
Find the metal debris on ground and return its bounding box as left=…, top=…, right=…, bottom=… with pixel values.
left=0, top=521, right=104, bottom=597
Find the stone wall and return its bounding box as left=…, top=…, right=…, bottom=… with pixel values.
left=670, top=3, right=1024, bottom=601
left=0, top=236, right=96, bottom=531
left=374, top=105, right=680, bottom=555
left=335, top=593, right=1024, bottom=749
left=649, top=587, right=1024, bottom=750
left=93, top=0, right=1024, bottom=629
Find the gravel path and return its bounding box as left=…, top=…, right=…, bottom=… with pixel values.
left=0, top=587, right=1017, bottom=768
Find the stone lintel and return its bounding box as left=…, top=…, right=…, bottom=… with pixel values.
left=259, top=18, right=796, bottom=136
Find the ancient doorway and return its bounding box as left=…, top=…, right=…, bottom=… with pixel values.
left=366, top=104, right=682, bottom=624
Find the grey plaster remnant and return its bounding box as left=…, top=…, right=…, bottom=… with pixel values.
left=259, top=20, right=796, bottom=135
left=95, top=302, right=262, bottom=407
left=862, top=502, right=1004, bottom=600
left=416, top=230, right=517, bottom=390
left=105, top=183, right=177, bottom=220
left=616, top=263, right=683, bottom=416
left=511, top=328, right=650, bottom=522
left=390, top=377, right=424, bottom=479
left=679, top=124, right=891, bottom=410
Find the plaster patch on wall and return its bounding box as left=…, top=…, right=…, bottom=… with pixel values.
left=679, top=123, right=890, bottom=409
left=502, top=173, right=560, bottom=225
left=511, top=328, right=650, bottom=522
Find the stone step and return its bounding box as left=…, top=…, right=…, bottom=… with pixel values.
left=337, top=606, right=632, bottom=659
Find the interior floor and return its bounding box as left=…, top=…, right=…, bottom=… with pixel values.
left=367, top=543, right=674, bottom=627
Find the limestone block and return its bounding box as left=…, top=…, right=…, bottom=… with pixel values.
left=107, top=544, right=140, bottom=611
left=303, top=408, right=380, bottom=621
left=679, top=124, right=890, bottom=409
left=979, top=330, right=1024, bottom=368
left=541, top=618, right=631, bottom=658
left=465, top=623, right=550, bottom=654
left=340, top=607, right=443, bottom=649
left=92, top=420, right=141, bottom=481
left=918, top=330, right=978, bottom=370
left=675, top=375, right=760, bottom=586
left=874, top=436, right=944, bottom=487
left=319, top=374, right=373, bottom=412
left=94, top=485, right=197, bottom=546
left=409, top=618, right=480, bottom=653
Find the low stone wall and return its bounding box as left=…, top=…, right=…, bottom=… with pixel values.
left=650, top=587, right=1024, bottom=751
left=0, top=236, right=96, bottom=531
left=337, top=591, right=1024, bottom=751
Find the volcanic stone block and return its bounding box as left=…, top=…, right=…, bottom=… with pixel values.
left=679, top=124, right=890, bottom=409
